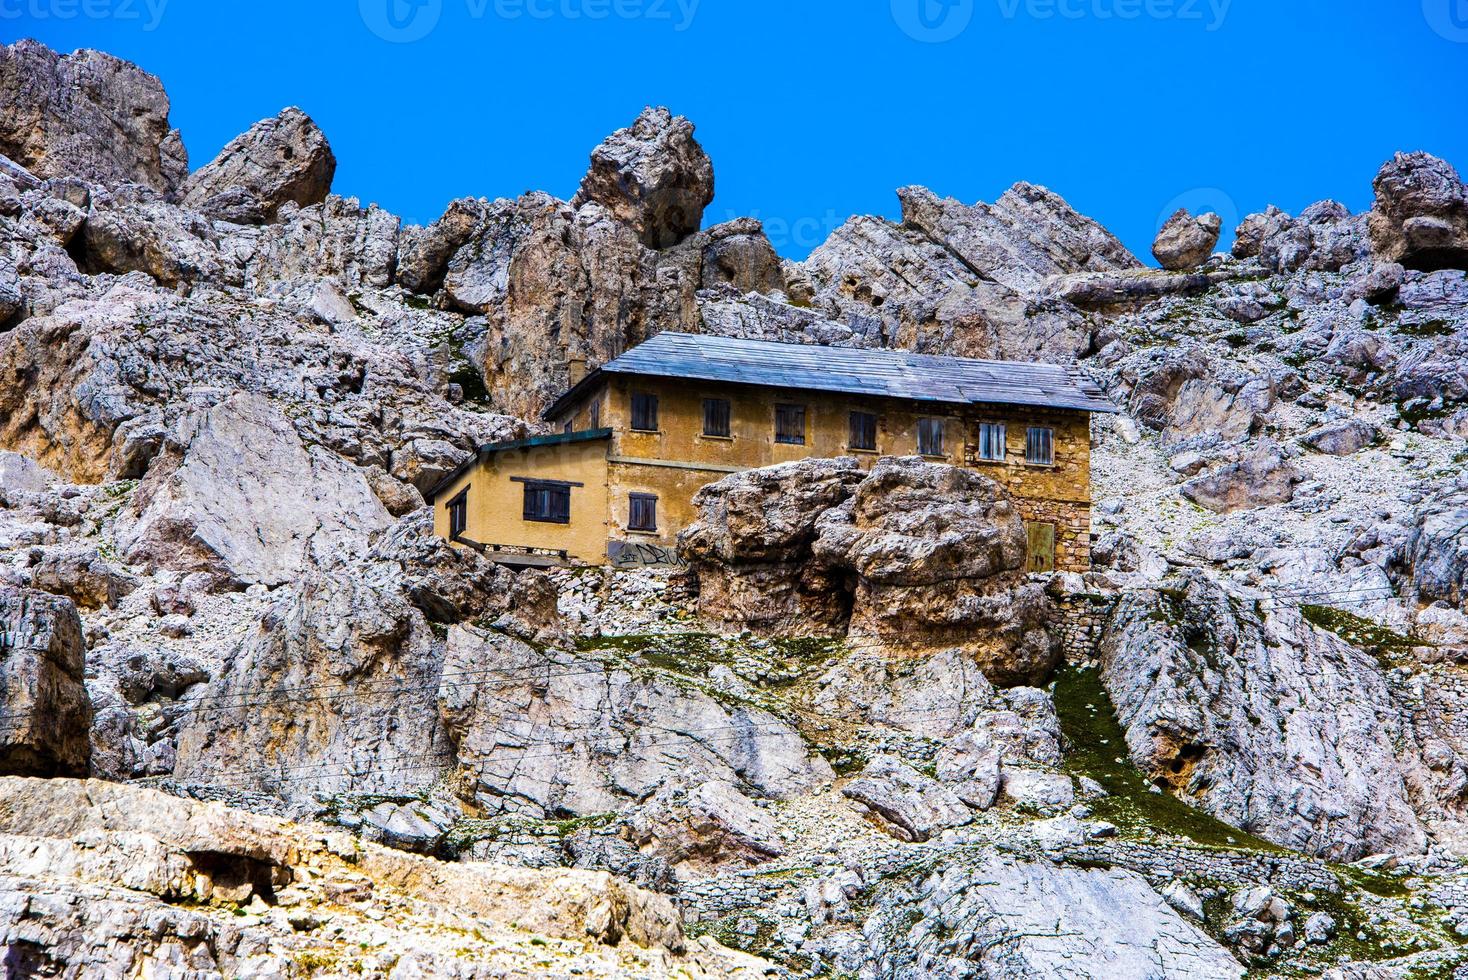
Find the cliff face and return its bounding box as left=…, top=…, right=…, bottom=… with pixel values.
left=3, top=37, right=1468, bottom=979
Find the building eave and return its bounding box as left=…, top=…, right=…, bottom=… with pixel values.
left=425, top=428, right=613, bottom=503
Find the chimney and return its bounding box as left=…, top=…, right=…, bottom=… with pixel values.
left=568, top=356, right=588, bottom=386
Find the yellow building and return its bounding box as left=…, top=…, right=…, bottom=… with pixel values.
left=429, top=333, right=1116, bottom=572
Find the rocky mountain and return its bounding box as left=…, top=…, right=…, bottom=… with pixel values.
left=3, top=36, right=1468, bottom=979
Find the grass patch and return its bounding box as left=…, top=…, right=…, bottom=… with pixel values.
left=1053, top=665, right=1284, bottom=852
left=1301, top=605, right=1426, bottom=666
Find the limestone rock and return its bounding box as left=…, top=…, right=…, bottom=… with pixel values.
left=1233, top=206, right=1293, bottom=259
left=1153, top=209, right=1222, bottom=271
left=1181, top=441, right=1301, bottom=514
left=683, top=457, right=1060, bottom=686
left=27, top=545, right=138, bottom=609
left=169, top=513, right=511, bottom=797
left=629, top=780, right=788, bottom=866
left=438, top=627, right=832, bottom=817
left=1302, top=419, right=1379, bottom=456
left=0, top=39, right=187, bottom=194
left=1098, top=571, right=1437, bottom=860
left=0, top=777, right=774, bottom=974
left=572, top=107, right=714, bottom=249
left=0, top=587, right=90, bottom=776
left=118, top=393, right=391, bottom=587
left=679, top=457, right=865, bottom=632
left=80, top=185, right=223, bottom=286
left=396, top=195, right=487, bottom=294
left=842, top=754, right=973, bottom=842
left=1368, top=151, right=1468, bottom=272
left=0, top=450, right=57, bottom=494
left=862, top=852, right=1244, bottom=979
left=182, top=107, right=336, bottom=224
left=1409, top=484, right=1468, bottom=610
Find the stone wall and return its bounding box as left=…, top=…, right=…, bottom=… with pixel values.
left=1052, top=584, right=1119, bottom=663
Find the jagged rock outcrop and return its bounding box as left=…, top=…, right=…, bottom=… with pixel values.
left=0, top=778, right=771, bottom=977
left=0, top=586, right=90, bottom=776
left=26, top=545, right=138, bottom=609
left=572, top=107, right=714, bottom=249
left=80, top=184, right=224, bottom=286
left=1153, top=209, right=1222, bottom=271
left=1098, top=571, right=1442, bottom=860
left=118, top=393, right=391, bottom=587
left=182, top=107, right=336, bottom=223
left=0, top=40, right=187, bottom=194
left=167, top=512, right=516, bottom=797
left=682, top=457, right=1060, bottom=686
left=797, top=182, right=1140, bottom=363
left=1369, top=151, right=1468, bottom=272
left=438, top=626, right=832, bottom=818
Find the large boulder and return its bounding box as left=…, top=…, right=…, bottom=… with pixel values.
left=1098, top=571, right=1439, bottom=861
left=0, top=586, right=90, bottom=776
left=1152, top=209, right=1222, bottom=271
left=679, top=457, right=866, bottom=632
left=181, top=107, right=336, bottom=224
left=1368, top=151, right=1468, bottom=272
left=812, top=457, right=1058, bottom=686
left=0, top=40, right=187, bottom=194
left=1180, top=441, right=1301, bottom=514
left=117, top=393, right=391, bottom=587
left=572, top=106, right=714, bottom=249
left=681, top=457, right=1061, bottom=687
left=396, top=196, right=488, bottom=295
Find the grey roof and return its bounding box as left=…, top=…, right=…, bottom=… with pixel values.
left=426, top=429, right=612, bottom=502
left=545, top=332, right=1117, bottom=420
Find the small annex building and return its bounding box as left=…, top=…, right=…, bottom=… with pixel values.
left=428, top=332, right=1117, bottom=572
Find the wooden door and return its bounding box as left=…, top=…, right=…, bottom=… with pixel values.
left=1027, top=522, right=1056, bottom=574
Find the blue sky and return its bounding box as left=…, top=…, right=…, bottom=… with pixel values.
left=7, top=1, right=1468, bottom=261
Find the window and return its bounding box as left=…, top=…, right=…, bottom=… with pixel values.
left=522, top=481, right=571, bottom=524
left=703, top=398, right=732, bottom=438
left=448, top=488, right=469, bottom=540
left=589, top=399, right=601, bottom=429
left=631, top=392, right=659, bottom=432
left=849, top=411, right=877, bottom=452
left=775, top=404, right=806, bottom=445
left=978, top=423, right=1006, bottom=462
left=628, top=493, right=658, bottom=532
left=563, top=420, right=574, bottom=435
left=1026, top=427, right=1055, bottom=466
left=918, top=418, right=945, bottom=456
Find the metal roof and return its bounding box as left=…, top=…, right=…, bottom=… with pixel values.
left=544, top=332, right=1117, bottom=420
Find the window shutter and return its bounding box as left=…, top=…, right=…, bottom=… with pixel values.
left=918, top=418, right=945, bottom=456
left=849, top=411, right=876, bottom=451
left=979, top=423, right=1006, bottom=462
left=1026, top=427, right=1054, bottom=465
left=703, top=398, right=731, bottom=437
left=632, top=393, right=659, bottom=432
left=775, top=404, right=806, bottom=445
